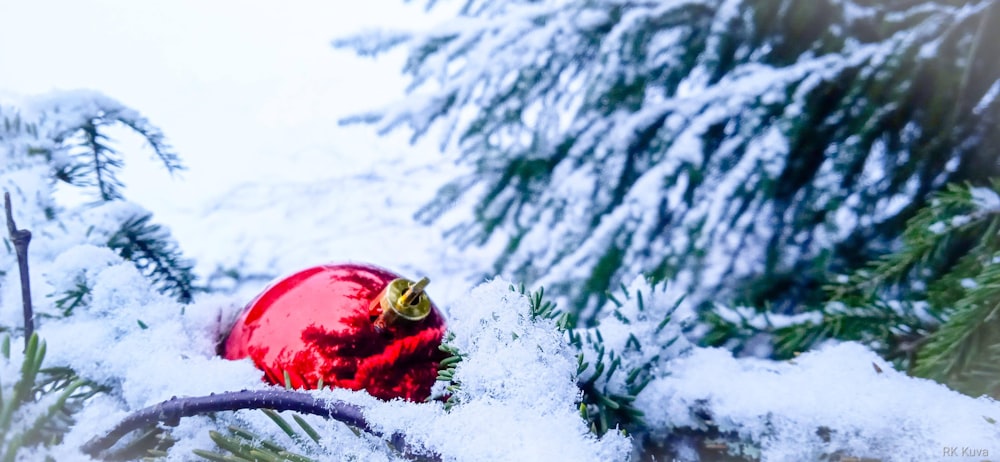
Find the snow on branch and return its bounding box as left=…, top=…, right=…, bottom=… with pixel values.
left=80, top=389, right=428, bottom=459
left=338, top=0, right=1000, bottom=323
left=594, top=278, right=1000, bottom=460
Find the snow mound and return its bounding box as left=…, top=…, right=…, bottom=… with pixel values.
left=642, top=342, right=1000, bottom=461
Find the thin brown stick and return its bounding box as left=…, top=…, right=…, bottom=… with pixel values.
left=4, top=191, right=34, bottom=350
left=81, top=389, right=439, bottom=460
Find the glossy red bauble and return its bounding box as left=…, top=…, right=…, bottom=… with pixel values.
left=223, top=263, right=446, bottom=402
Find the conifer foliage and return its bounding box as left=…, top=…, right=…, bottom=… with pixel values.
left=339, top=0, right=1000, bottom=319
left=725, top=180, right=1000, bottom=398
left=1, top=92, right=196, bottom=303
left=0, top=334, right=97, bottom=461
left=0, top=91, right=195, bottom=459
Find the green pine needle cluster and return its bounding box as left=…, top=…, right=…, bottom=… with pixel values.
left=771, top=299, right=935, bottom=369
left=51, top=104, right=184, bottom=203
left=434, top=333, right=463, bottom=411
left=191, top=379, right=366, bottom=462
left=574, top=282, right=683, bottom=436
left=3, top=101, right=197, bottom=306
left=193, top=418, right=319, bottom=462
left=823, top=181, right=1000, bottom=396
left=50, top=281, right=92, bottom=319
left=0, top=334, right=97, bottom=462
left=107, top=213, right=197, bottom=303
left=434, top=282, right=683, bottom=436
left=191, top=378, right=321, bottom=461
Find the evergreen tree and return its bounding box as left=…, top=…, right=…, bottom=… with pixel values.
left=338, top=0, right=1000, bottom=323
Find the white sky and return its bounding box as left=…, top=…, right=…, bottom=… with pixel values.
left=0, top=0, right=447, bottom=217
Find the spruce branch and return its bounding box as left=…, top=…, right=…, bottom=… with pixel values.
left=914, top=259, right=1000, bottom=396
left=4, top=191, right=34, bottom=348
left=51, top=98, right=185, bottom=202
left=194, top=426, right=317, bottom=462
left=81, top=389, right=437, bottom=460
left=342, top=0, right=1000, bottom=322
left=80, top=119, right=124, bottom=201
left=108, top=212, right=197, bottom=303
left=0, top=334, right=94, bottom=461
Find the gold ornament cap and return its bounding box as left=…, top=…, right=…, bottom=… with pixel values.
left=372, top=277, right=431, bottom=331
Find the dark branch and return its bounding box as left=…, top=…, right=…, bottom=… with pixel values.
left=81, top=389, right=438, bottom=460
left=4, top=191, right=34, bottom=350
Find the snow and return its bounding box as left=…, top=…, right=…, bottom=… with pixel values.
left=974, top=79, right=999, bottom=115
left=11, top=227, right=1000, bottom=461
left=929, top=221, right=948, bottom=234
left=972, top=186, right=1000, bottom=212
left=4, top=151, right=1000, bottom=461
left=361, top=280, right=632, bottom=462
left=642, top=343, right=1000, bottom=461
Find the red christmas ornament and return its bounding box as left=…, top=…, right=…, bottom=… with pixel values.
left=223, top=263, right=446, bottom=402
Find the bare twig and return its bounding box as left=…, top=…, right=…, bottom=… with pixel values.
left=81, top=389, right=439, bottom=460
left=4, top=191, right=34, bottom=350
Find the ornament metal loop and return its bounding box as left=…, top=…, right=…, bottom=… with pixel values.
left=373, top=277, right=431, bottom=330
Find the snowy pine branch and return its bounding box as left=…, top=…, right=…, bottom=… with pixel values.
left=342, top=0, right=1000, bottom=322
left=81, top=389, right=427, bottom=459
left=107, top=212, right=197, bottom=303
left=33, top=91, right=184, bottom=202
left=2, top=94, right=197, bottom=306
left=712, top=181, right=1000, bottom=397
left=0, top=334, right=96, bottom=462
left=917, top=261, right=1000, bottom=397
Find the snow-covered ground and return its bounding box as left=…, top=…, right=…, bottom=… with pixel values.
left=0, top=0, right=483, bottom=305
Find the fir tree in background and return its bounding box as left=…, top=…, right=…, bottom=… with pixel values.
left=338, top=0, right=1000, bottom=324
